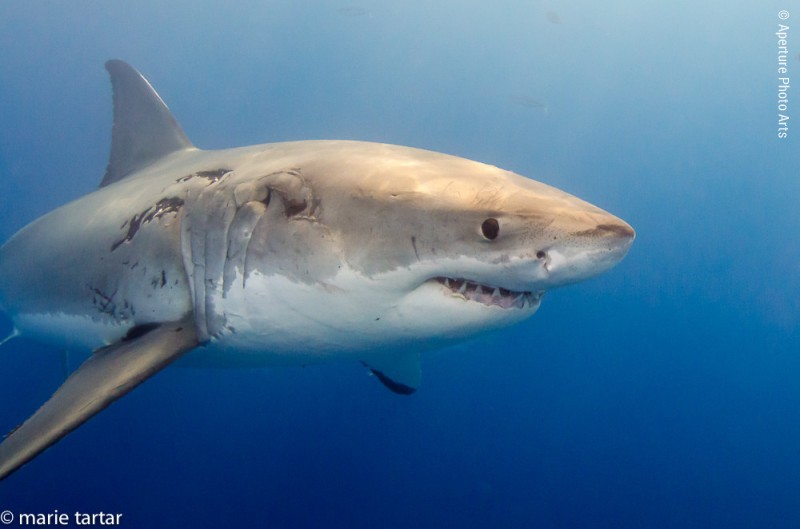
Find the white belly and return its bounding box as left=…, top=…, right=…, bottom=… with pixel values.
left=187, top=266, right=536, bottom=367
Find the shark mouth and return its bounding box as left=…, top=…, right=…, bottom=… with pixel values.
left=434, top=277, right=542, bottom=309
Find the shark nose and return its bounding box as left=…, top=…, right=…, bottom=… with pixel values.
left=596, top=221, right=635, bottom=243
left=596, top=220, right=635, bottom=259
left=571, top=217, right=635, bottom=244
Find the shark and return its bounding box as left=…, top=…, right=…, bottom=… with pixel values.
left=0, top=60, right=634, bottom=480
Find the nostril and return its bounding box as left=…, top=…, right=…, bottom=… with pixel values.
left=536, top=250, right=547, bottom=259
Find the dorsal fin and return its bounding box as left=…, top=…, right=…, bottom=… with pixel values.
left=100, top=60, right=195, bottom=188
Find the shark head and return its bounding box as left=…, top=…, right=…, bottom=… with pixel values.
left=206, top=141, right=634, bottom=358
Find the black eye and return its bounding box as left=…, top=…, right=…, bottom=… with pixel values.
left=536, top=250, right=547, bottom=259
left=481, top=218, right=499, bottom=240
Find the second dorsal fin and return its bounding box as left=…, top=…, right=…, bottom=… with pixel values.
left=100, top=60, right=195, bottom=188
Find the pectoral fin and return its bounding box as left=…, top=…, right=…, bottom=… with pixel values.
left=363, top=353, right=421, bottom=395
left=0, top=318, right=198, bottom=480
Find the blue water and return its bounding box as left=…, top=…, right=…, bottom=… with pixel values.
left=1, top=1, right=798, bottom=527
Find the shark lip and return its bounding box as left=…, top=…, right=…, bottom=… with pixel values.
left=433, top=277, right=542, bottom=309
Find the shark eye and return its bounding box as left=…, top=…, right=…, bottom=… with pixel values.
left=481, top=218, right=500, bottom=240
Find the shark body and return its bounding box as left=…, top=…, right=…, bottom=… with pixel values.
left=0, top=61, right=634, bottom=479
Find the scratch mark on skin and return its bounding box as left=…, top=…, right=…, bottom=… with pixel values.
left=152, top=271, right=167, bottom=289
left=411, top=236, right=420, bottom=260
left=90, top=287, right=118, bottom=317
left=112, top=197, right=184, bottom=251
left=176, top=168, right=232, bottom=184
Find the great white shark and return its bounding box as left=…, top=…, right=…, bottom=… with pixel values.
left=0, top=60, right=634, bottom=479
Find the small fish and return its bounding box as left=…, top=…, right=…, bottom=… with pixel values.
left=546, top=11, right=562, bottom=24
left=510, top=94, right=549, bottom=113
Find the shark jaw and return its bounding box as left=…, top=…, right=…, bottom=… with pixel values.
left=433, top=277, right=543, bottom=310
left=191, top=261, right=545, bottom=366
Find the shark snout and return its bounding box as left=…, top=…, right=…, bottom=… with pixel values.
left=594, top=222, right=635, bottom=241
left=587, top=219, right=636, bottom=258
left=534, top=211, right=634, bottom=288
left=582, top=213, right=635, bottom=256
left=567, top=209, right=635, bottom=248
left=567, top=210, right=634, bottom=241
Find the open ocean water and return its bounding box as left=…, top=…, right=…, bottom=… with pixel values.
left=0, top=1, right=798, bottom=527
